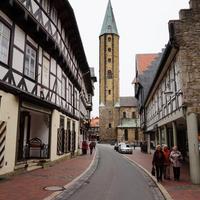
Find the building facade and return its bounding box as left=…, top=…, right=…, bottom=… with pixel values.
left=0, top=0, right=95, bottom=175
left=135, top=0, right=200, bottom=184
left=88, top=117, right=99, bottom=141
left=117, top=97, right=143, bottom=143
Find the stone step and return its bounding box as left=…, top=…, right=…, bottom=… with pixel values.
left=27, top=165, right=42, bottom=172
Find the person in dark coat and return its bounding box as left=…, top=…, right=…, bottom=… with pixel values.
left=89, top=142, right=94, bottom=155
left=152, top=145, right=165, bottom=182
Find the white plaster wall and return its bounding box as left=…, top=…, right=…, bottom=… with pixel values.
left=12, top=48, right=24, bottom=73
left=50, top=109, right=79, bottom=161
left=50, top=109, right=60, bottom=161
left=0, top=90, right=19, bottom=175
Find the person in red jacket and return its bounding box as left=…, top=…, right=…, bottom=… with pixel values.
left=163, top=145, right=171, bottom=179
left=82, top=141, right=88, bottom=155
left=152, top=145, right=165, bottom=182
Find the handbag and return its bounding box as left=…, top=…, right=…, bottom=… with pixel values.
left=151, top=166, right=155, bottom=176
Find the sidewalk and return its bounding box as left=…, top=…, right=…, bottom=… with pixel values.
left=125, top=148, right=200, bottom=200
left=0, top=152, right=95, bottom=200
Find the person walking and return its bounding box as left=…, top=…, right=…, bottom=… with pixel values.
left=152, top=145, right=165, bottom=182
left=82, top=141, right=88, bottom=155
left=170, top=146, right=183, bottom=181
left=163, top=145, right=171, bottom=180
left=89, top=142, right=94, bottom=155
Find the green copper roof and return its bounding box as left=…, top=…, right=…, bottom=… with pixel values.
left=100, top=0, right=119, bottom=36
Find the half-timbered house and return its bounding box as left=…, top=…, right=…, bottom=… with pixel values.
left=135, top=0, right=200, bottom=184
left=0, top=0, right=95, bottom=175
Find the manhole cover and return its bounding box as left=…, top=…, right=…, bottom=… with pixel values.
left=44, top=186, right=65, bottom=191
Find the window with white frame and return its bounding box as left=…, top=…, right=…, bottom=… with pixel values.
left=24, top=44, right=37, bottom=79
left=0, top=21, right=10, bottom=65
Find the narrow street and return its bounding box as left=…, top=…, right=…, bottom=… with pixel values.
left=54, top=144, right=164, bottom=200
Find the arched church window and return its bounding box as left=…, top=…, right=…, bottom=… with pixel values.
left=108, top=48, right=111, bottom=52
left=108, top=58, right=111, bottom=63
left=107, top=70, right=113, bottom=79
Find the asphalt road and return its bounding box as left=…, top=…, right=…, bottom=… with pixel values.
left=55, top=144, right=164, bottom=200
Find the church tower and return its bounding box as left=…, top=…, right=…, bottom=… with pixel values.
left=99, top=0, right=120, bottom=142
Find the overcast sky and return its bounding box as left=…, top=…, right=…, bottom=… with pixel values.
left=69, top=0, right=189, bottom=117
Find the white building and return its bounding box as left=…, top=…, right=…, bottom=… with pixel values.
left=0, top=0, right=95, bottom=175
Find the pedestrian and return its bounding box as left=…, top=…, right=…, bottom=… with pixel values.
left=170, top=146, right=183, bottom=181
left=152, top=144, right=165, bottom=182
left=82, top=140, right=88, bottom=155
left=92, top=141, right=96, bottom=149
left=89, top=142, right=94, bottom=155
left=133, top=142, right=136, bottom=150
left=163, top=145, right=171, bottom=180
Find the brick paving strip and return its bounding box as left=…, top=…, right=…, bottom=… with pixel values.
left=44, top=149, right=99, bottom=200
left=125, top=149, right=200, bottom=200
left=0, top=150, right=97, bottom=200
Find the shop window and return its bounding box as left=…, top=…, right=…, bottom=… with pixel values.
left=0, top=21, right=10, bottom=65
left=24, top=44, right=37, bottom=79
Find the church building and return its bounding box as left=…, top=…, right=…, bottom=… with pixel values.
left=99, top=0, right=141, bottom=143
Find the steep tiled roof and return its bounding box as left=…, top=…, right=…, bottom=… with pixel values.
left=119, top=97, right=138, bottom=107
left=136, top=54, right=158, bottom=74
left=138, top=51, right=163, bottom=102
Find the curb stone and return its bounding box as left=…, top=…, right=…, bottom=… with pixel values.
left=124, top=155, right=173, bottom=200
left=43, top=149, right=99, bottom=200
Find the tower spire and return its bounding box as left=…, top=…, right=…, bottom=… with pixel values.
left=100, top=0, right=119, bottom=36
